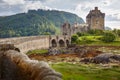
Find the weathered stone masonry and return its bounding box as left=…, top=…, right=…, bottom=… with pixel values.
left=86, top=7, right=105, bottom=30
left=0, top=35, right=71, bottom=53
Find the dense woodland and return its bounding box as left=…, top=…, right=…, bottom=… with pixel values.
left=0, top=9, right=84, bottom=38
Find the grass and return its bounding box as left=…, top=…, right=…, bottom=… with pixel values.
left=79, top=36, right=102, bottom=41
left=77, top=35, right=120, bottom=46
left=51, top=63, right=120, bottom=80
left=26, top=49, right=48, bottom=55
left=83, top=41, right=120, bottom=46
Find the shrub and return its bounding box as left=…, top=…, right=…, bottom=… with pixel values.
left=113, top=29, right=120, bottom=37
left=76, top=32, right=89, bottom=36
left=77, top=32, right=83, bottom=36
left=117, top=30, right=120, bottom=37
left=101, top=32, right=116, bottom=42
left=88, top=29, right=104, bottom=35
left=71, top=34, right=78, bottom=43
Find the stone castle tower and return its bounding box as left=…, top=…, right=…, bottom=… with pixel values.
left=86, top=7, right=105, bottom=30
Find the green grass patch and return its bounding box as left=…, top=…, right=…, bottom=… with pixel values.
left=88, top=41, right=120, bottom=46
left=77, top=35, right=120, bottom=46
left=78, top=40, right=120, bottom=46
left=51, top=63, right=120, bottom=80
left=79, top=36, right=102, bottom=41
left=26, top=49, right=48, bottom=55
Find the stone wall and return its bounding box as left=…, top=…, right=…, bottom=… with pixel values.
left=16, top=36, right=50, bottom=53
left=0, top=35, right=71, bottom=53
left=0, top=36, right=50, bottom=53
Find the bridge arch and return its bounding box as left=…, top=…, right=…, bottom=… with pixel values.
left=59, top=39, right=65, bottom=47
left=51, top=39, right=57, bottom=47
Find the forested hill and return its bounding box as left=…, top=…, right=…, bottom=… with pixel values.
left=0, top=9, right=84, bottom=38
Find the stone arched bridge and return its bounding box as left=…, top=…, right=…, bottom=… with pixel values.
left=0, top=35, right=71, bottom=53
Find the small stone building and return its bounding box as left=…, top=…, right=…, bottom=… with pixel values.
left=86, top=7, right=105, bottom=30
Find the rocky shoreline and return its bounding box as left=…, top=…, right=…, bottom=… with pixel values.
left=28, top=46, right=120, bottom=67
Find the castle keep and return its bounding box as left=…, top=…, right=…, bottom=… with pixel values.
left=61, top=7, right=105, bottom=35
left=86, top=7, right=105, bottom=30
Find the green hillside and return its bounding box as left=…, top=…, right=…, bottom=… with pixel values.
left=0, top=9, right=84, bottom=38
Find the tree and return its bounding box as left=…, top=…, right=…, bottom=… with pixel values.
left=101, top=32, right=116, bottom=42
left=71, top=34, right=78, bottom=43
left=43, top=32, right=51, bottom=35
left=8, top=30, right=15, bottom=37
left=116, top=30, right=120, bottom=37
left=76, top=32, right=83, bottom=36
left=113, top=29, right=120, bottom=37
left=88, top=29, right=104, bottom=35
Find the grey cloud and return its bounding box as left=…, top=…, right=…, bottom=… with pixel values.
left=0, top=0, right=101, bottom=16
left=106, top=14, right=120, bottom=21
left=0, top=0, right=6, bottom=3
left=0, top=0, right=120, bottom=21
left=0, top=2, right=25, bottom=15
left=0, top=0, right=42, bottom=16
left=25, top=0, right=47, bottom=2
left=44, top=0, right=97, bottom=9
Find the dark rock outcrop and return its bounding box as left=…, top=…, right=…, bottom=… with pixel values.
left=92, top=53, right=113, bottom=64
left=81, top=53, right=120, bottom=64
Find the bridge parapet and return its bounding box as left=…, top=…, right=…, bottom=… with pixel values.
left=0, top=36, right=50, bottom=53
left=0, top=36, right=49, bottom=45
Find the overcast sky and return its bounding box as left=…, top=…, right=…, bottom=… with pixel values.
left=0, top=0, right=120, bottom=29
